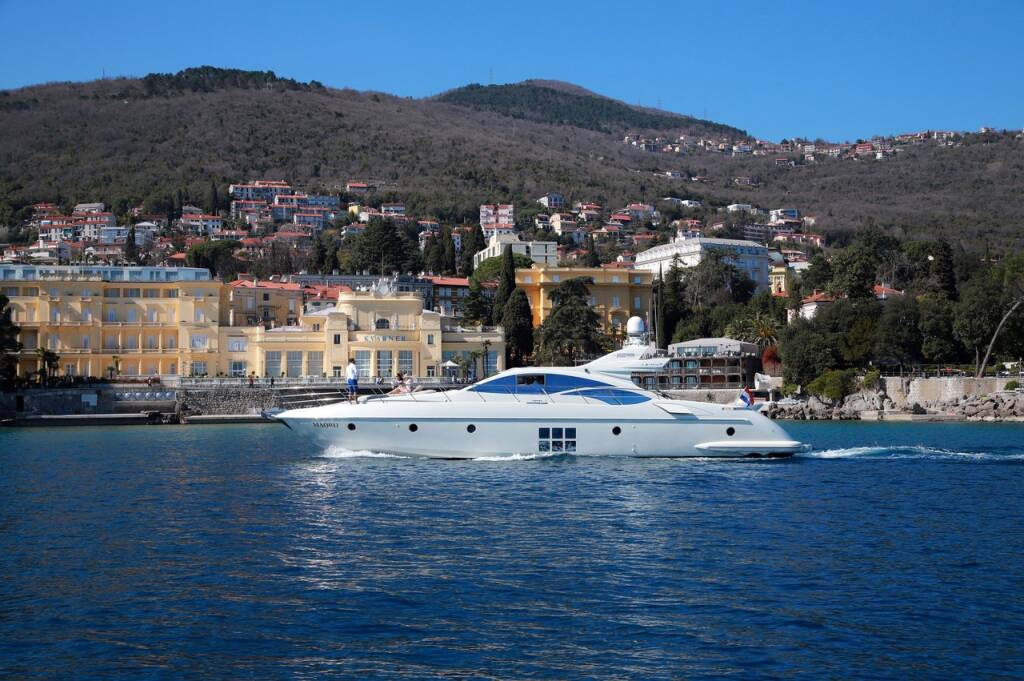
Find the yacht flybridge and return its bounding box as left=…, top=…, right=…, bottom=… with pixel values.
left=275, top=318, right=809, bottom=459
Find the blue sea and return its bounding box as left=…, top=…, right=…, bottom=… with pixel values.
left=1, top=422, right=1022, bottom=679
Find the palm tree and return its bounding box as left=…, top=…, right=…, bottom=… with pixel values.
left=36, top=347, right=60, bottom=381
left=725, top=312, right=779, bottom=351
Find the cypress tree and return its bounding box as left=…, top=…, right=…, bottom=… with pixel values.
left=584, top=233, right=600, bottom=267
left=0, top=294, right=23, bottom=385
left=124, top=226, right=138, bottom=263
left=491, top=246, right=517, bottom=324
left=501, top=288, right=534, bottom=367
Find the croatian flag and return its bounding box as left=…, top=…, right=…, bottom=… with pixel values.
left=736, top=388, right=755, bottom=409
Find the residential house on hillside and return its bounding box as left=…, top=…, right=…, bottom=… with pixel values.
left=479, top=204, right=515, bottom=238
left=537, top=192, right=565, bottom=209
left=473, top=233, right=557, bottom=268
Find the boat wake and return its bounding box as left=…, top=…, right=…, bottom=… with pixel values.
left=470, top=451, right=567, bottom=462
left=802, top=445, right=1024, bottom=461
left=320, top=446, right=408, bottom=459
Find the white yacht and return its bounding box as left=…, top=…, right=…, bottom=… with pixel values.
left=275, top=318, right=809, bottom=459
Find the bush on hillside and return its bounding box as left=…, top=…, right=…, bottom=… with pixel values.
left=806, top=369, right=858, bottom=402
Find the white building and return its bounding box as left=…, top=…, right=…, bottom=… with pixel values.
left=479, top=203, right=515, bottom=238
left=473, top=233, right=558, bottom=268
left=179, top=214, right=224, bottom=235
left=634, top=235, right=771, bottom=290
left=726, top=203, right=753, bottom=213
left=537, top=193, right=565, bottom=209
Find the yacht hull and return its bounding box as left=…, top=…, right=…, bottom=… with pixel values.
left=276, top=400, right=807, bottom=459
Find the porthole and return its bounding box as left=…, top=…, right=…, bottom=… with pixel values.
left=409, top=424, right=418, bottom=432
left=347, top=423, right=356, bottom=431
left=726, top=427, right=735, bottom=437
left=612, top=426, right=622, bottom=435
left=467, top=424, right=476, bottom=433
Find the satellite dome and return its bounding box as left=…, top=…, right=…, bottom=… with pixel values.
left=626, top=316, right=646, bottom=336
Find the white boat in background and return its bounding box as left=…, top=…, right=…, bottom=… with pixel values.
left=275, top=317, right=809, bottom=459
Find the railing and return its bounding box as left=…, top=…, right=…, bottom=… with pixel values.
left=357, top=384, right=662, bottom=407
left=172, top=375, right=468, bottom=389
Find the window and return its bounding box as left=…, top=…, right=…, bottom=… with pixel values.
left=426, top=365, right=436, bottom=377
left=147, top=308, right=157, bottom=322
left=484, top=351, right=498, bottom=377
left=611, top=275, right=620, bottom=283
left=230, top=361, right=247, bottom=377
left=611, top=296, right=621, bottom=308
left=164, top=289, right=178, bottom=298
left=632, top=276, right=641, bottom=284
left=49, top=288, right=58, bottom=298
left=355, top=350, right=371, bottom=379
left=229, top=339, right=247, bottom=352
left=104, top=289, right=120, bottom=298
left=376, top=350, right=393, bottom=378
left=262, top=293, right=270, bottom=302
left=194, top=307, right=205, bottom=322
left=286, top=351, right=303, bottom=378
left=50, top=307, right=59, bottom=322
left=375, top=318, right=390, bottom=330
left=245, top=297, right=255, bottom=310
left=124, top=288, right=140, bottom=298
left=552, top=275, right=561, bottom=282
left=47, top=334, right=58, bottom=350
left=144, top=289, right=159, bottom=298
left=81, top=335, right=90, bottom=349
left=106, top=308, right=117, bottom=323
left=104, top=337, right=118, bottom=350
left=332, top=365, right=342, bottom=378
left=307, top=351, right=323, bottom=377
left=147, top=336, right=157, bottom=350
left=2, top=287, right=17, bottom=296
left=190, top=334, right=208, bottom=349
left=398, top=350, right=414, bottom=376
left=427, top=333, right=435, bottom=345
left=333, top=333, right=341, bottom=345
left=287, top=299, right=295, bottom=313
left=126, top=307, right=137, bottom=322
left=124, top=336, right=138, bottom=349
left=633, top=296, right=641, bottom=309
left=265, top=351, right=281, bottom=376
left=166, top=335, right=176, bottom=349
left=538, top=426, right=576, bottom=453
left=168, top=309, right=176, bottom=323
left=191, top=361, right=207, bottom=376
left=313, top=323, right=320, bottom=332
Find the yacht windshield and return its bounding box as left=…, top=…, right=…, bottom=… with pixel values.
left=471, top=373, right=613, bottom=395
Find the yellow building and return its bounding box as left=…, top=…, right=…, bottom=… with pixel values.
left=769, top=264, right=790, bottom=297
left=217, top=283, right=505, bottom=380
left=2, top=265, right=224, bottom=378
left=515, top=265, right=653, bottom=338
left=225, top=278, right=303, bottom=328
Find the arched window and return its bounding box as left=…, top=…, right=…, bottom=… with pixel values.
left=375, top=319, right=390, bottom=330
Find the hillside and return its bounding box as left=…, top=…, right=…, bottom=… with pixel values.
left=436, top=82, right=745, bottom=137
left=0, top=67, right=1021, bottom=250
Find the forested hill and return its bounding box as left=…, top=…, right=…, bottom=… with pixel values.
left=0, top=66, right=1022, bottom=250
left=435, top=82, right=746, bottom=137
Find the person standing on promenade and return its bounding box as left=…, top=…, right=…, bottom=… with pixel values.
left=346, top=357, right=359, bottom=403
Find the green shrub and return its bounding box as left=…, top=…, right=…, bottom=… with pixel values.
left=806, top=369, right=858, bottom=402
left=1006, top=380, right=1020, bottom=391
left=862, top=368, right=881, bottom=391
left=781, top=383, right=800, bottom=397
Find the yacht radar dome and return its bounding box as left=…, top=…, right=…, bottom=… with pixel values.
left=626, top=316, right=646, bottom=337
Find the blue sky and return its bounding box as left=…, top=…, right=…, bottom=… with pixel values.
left=1, top=0, right=1020, bottom=141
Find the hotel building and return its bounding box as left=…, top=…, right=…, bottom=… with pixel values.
left=514, top=266, right=653, bottom=337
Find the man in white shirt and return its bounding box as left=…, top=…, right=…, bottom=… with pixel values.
left=346, top=358, right=359, bottom=403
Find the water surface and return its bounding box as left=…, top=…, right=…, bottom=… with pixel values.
left=1, top=422, right=1022, bottom=679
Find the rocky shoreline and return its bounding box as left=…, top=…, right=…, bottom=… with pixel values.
left=765, top=389, right=1024, bottom=422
